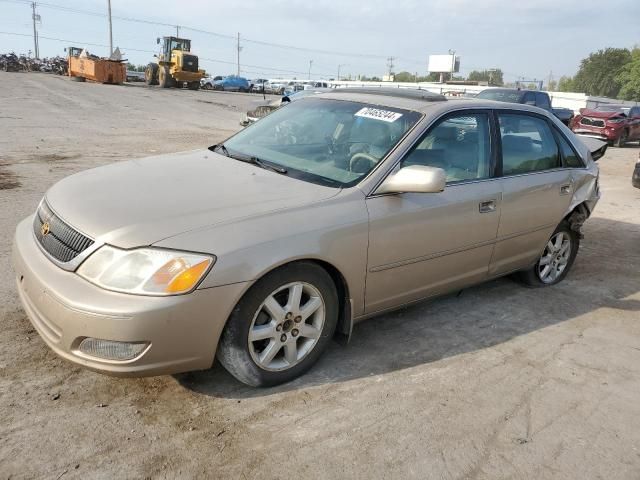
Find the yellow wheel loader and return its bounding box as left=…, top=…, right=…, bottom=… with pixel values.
left=145, top=36, right=205, bottom=90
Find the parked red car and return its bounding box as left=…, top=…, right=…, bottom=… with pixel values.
left=571, top=104, right=640, bottom=147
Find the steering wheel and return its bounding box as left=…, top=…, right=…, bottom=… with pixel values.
left=349, top=152, right=378, bottom=173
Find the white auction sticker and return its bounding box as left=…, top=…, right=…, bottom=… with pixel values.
left=354, top=107, right=403, bottom=123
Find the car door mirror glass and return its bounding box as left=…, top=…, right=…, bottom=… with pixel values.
left=376, top=165, right=446, bottom=194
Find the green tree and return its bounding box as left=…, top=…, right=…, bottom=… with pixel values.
left=393, top=71, right=417, bottom=82
left=467, top=69, right=504, bottom=86
left=616, top=47, right=640, bottom=101
left=573, top=48, right=631, bottom=97
left=557, top=76, right=577, bottom=92
left=126, top=63, right=146, bottom=72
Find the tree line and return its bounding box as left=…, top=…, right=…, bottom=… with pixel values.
left=556, top=47, right=639, bottom=100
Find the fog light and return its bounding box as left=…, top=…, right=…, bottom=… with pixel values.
left=77, top=338, right=149, bottom=361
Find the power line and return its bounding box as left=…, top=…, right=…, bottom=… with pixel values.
left=0, top=0, right=407, bottom=61
left=0, top=30, right=336, bottom=76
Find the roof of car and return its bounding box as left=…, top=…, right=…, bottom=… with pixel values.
left=480, top=88, right=538, bottom=93
left=315, top=88, right=555, bottom=116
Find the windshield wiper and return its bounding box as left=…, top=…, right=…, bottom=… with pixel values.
left=211, top=144, right=287, bottom=174
left=249, top=156, right=288, bottom=174
left=211, top=143, right=230, bottom=156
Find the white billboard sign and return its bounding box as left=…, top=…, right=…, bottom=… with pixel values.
left=428, top=55, right=460, bottom=73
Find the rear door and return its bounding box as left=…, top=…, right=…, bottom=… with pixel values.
left=365, top=111, right=502, bottom=313
left=490, top=112, right=573, bottom=276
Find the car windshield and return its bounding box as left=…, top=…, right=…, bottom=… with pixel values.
left=220, top=98, right=422, bottom=187
left=476, top=90, right=523, bottom=102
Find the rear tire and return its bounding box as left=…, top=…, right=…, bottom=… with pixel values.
left=144, top=63, right=158, bottom=85
left=516, top=221, right=579, bottom=287
left=187, top=81, right=200, bottom=90
left=217, top=262, right=338, bottom=387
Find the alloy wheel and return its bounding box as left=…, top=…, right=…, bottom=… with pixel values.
left=248, top=282, right=325, bottom=371
left=538, top=232, right=572, bottom=284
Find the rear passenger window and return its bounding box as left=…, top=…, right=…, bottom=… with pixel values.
left=401, top=113, right=492, bottom=183
left=556, top=134, right=584, bottom=168
left=498, top=114, right=560, bottom=175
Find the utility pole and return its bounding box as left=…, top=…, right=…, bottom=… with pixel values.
left=107, top=0, right=113, bottom=56
left=176, top=25, right=180, bottom=37
left=337, top=63, right=348, bottom=81
left=236, top=33, right=242, bottom=76
left=448, top=49, right=456, bottom=82
left=31, top=2, right=39, bottom=59
left=386, top=56, right=395, bottom=78
left=308, top=60, right=313, bottom=80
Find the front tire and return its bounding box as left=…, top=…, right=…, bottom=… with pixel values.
left=217, top=262, right=338, bottom=387
left=614, top=130, right=628, bottom=148
left=144, top=63, right=158, bottom=85
left=158, top=65, right=174, bottom=88
left=516, top=221, right=579, bottom=287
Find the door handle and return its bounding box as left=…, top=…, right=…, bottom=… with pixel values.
left=479, top=199, right=497, bottom=213
left=560, top=184, right=572, bottom=195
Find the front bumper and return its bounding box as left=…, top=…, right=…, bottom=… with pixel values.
left=12, top=216, right=248, bottom=376
left=573, top=128, right=620, bottom=142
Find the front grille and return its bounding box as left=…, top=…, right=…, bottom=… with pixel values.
left=580, top=117, right=605, bottom=128
left=33, top=201, right=94, bottom=263
left=182, top=54, right=198, bottom=73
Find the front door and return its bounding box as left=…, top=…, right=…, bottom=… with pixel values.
left=365, top=111, right=502, bottom=314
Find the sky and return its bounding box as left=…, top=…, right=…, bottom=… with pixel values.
left=1, top=0, right=639, bottom=82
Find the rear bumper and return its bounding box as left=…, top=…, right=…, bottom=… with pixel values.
left=12, top=216, right=248, bottom=377
left=173, top=71, right=205, bottom=82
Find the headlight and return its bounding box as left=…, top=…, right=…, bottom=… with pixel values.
left=77, top=246, right=214, bottom=296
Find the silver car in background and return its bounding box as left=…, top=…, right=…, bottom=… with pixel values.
left=13, top=89, right=600, bottom=387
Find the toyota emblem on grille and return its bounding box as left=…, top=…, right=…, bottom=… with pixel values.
left=41, top=222, right=50, bottom=236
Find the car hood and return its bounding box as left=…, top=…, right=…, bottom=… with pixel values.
left=45, top=149, right=340, bottom=248
left=580, top=109, right=625, bottom=119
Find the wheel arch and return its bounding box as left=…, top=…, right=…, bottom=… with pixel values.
left=563, top=201, right=591, bottom=238
left=224, top=257, right=354, bottom=346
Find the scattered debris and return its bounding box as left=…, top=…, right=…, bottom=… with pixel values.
left=51, top=393, right=60, bottom=400
left=96, top=403, right=108, bottom=408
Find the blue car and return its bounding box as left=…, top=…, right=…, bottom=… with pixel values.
left=202, top=75, right=251, bottom=92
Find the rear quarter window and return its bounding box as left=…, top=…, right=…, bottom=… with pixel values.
left=556, top=133, right=585, bottom=168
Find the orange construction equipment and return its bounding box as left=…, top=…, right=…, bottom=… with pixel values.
left=67, top=47, right=125, bottom=84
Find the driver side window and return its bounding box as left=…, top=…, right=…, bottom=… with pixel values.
left=400, top=113, right=492, bottom=183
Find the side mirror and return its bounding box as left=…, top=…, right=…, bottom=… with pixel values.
left=376, top=165, right=446, bottom=195
left=156, top=37, right=160, bottom=45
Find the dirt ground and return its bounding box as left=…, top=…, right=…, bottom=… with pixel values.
left=1, top=72, right=639, bottom=480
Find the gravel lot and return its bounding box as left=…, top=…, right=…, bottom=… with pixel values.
left=1, top=72, right=639, bottom=480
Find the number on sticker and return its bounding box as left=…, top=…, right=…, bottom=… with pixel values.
left=354, top=107, right=403, bottom=123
